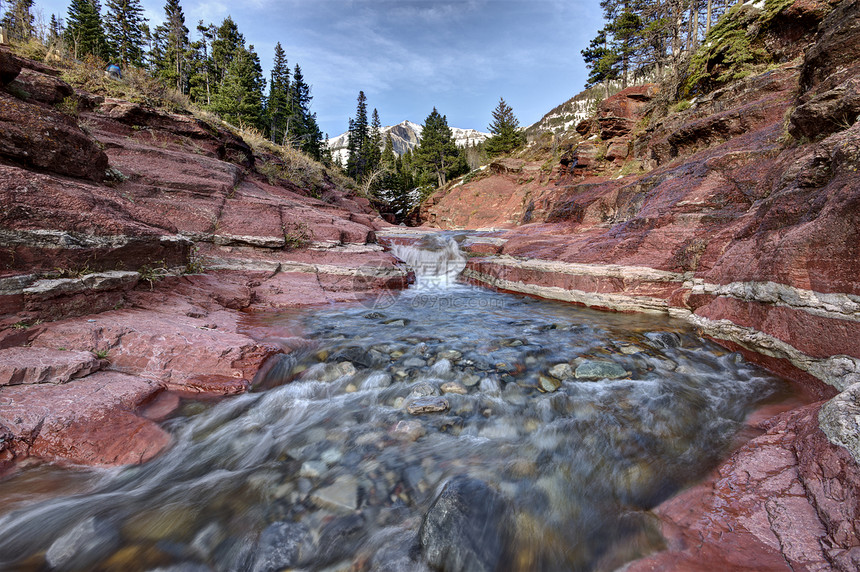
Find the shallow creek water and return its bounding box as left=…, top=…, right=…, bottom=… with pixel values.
left=0, top=235, right=801, bottom=571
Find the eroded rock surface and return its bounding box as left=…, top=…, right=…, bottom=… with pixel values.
left=629, top=403, right=860, bottom=571
left=0, top=371, right=168, bottom=466
left=0, top=52, right=404, bottom=469
left=0, top=347, right=102, bottom=386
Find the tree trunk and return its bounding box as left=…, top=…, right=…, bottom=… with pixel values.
left=706, top=0, right=713, bottom=36
left=691, top=0, right=699, bottom=51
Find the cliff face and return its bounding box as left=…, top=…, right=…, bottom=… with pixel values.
left=418, top=1, right=860, bottom=568
left=0, top=48, right=407, bottom=468
left=422, top=0, right=859, bottom=394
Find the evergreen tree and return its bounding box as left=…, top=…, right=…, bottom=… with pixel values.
left=48, top=14, right=63, bottom=45
left=484, top=97, right=525, bottom=157
left=581, top=27, right=619, bottom=98
left=288, top=63, right=322, bottom=158
left=65, top=0, right=108, bottom=60
left=266, top=41, right=291, bottom=144
left=414, top=107, right=460, bottom=187
left=380, top=134, right=396, bottom=178
left=1, top=0, right=34, bottom=40
left=156, top=0, right=189, bottom=92
left=606, top=3, right=643, bottom=88
left=367, top=108, right=383, bottom=171
left=210, top=44, right=266, bottom=129
left=301, top=110, right=324, bottom=160
left=211, top=16, right=243, bottom=87
left=377, top=134, right=414, bottom=219
left=346, top=90, right=370, bottom=181
left=187, top=20, right=214, bottom=105
left=104, top=0, right=147, bottom=67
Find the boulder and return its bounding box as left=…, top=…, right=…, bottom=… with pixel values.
left=605, top=138, right=631, bottom=162
left=0, top=48, right=22, bottom=85
left=8, top=68, right=74, bottom=105
left=419, top=476, right=511, bottom=572
left=596, top=84, right=656, bottom=139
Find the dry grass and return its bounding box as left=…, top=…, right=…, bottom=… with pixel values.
left=222, top=122, right=357, bottom=199
left=61, top=56, right=190, bottom=112
left=9, top=37, right=50, bottom=61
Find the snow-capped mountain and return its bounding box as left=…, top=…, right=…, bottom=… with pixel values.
left=327, top=120, right=490, bottom=165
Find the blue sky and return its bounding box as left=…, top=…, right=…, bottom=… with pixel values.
left=31, top=0, right=604, bottom=137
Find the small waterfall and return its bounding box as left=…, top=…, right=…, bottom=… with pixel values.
left=390, top=234, right=467, bottom=289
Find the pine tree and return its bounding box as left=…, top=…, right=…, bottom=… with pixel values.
left=1, top=0, right=34, bottom=40
left=301, top=110, right=324, bottom=160
left=104, top=0, right=147, bottom=67
left=211, top=44, right=266, bottom=129
left=581, top=27, right=620, bottom=97
left=380, top=134, right=396, bottom=179
left=156, top=0, right=189, bottom=92
left=211, top=16, right=243, bottom=87
left=414, top=107, right=460, bottom=187
left=607, top=5, right=643, bottom=88
left=65, top=0, right=108, bottom=60
left=267, top=42, right=291, bottom=144
left=367, top=108, right=383, bottom=172
left=48, top=14, right=63, bottom=44
left=484, top=97, right=525, bottom=157
left=346, top=90, right=370, bottom=181
left=187, top=20, right=214, bottom=105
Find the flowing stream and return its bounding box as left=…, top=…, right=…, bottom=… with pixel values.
left=0, top=234, right=801, bottom=571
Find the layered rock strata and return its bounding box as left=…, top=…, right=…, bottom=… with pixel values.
left=0, top=48, right=406, bottom=469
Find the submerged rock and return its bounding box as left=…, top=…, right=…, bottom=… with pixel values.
left=574, top=360, right=628, bottom=380
left=538, top=375, right=562, bottom=393
left=410, top=382, right=440, bottom=398
left=391, top=420, right=426, bottom=441
left=419, top=476, right=511, bottom=572
left=320, top=362, right=356, bottom=382
left=644, top=332, right=682, bottom=349
left=46, top=517, right=121, bottom=571
left=311, top=475, right=359, bottom=513
left=441, top=381, right=468, bottom=395
left=407, top=397, right=450, bottom=415
left=548, top=363, right=574, bottom=380
left=316, top=513, right=368, bottom=567
left=250, top=521, right=311, bottom=572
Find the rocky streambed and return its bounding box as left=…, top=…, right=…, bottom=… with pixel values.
left=0, top=237, right=805, bottom=571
